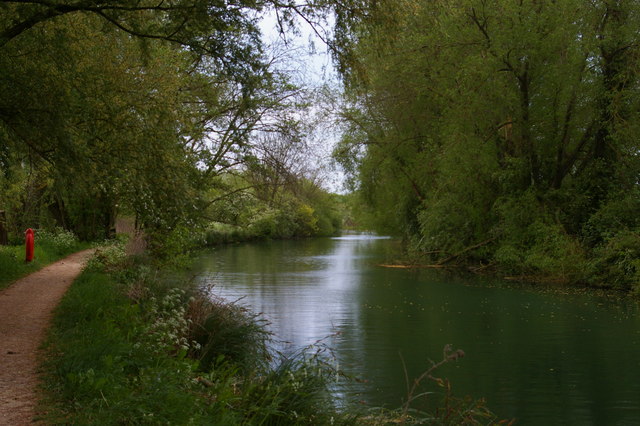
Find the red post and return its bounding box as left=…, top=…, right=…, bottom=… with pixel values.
left=25, top=228, right=34, bottom=262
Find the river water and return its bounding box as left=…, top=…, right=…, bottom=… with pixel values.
left=194, top=234, right=640, bottom=424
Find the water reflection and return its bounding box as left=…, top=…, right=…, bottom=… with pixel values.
left=196, top=237, right=387, bottom=353
left=194, top=236, right=640, bottom=424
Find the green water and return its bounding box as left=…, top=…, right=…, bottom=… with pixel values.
left=194, top=234, right=640, bottom=424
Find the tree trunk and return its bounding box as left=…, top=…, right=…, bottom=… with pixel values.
left=0, top=211, right=8, bottom=245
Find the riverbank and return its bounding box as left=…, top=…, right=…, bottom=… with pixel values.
left=38, top=241, right=503, bottom=425
left=378, top=232, right=640, bottom=297
left=350, top=229, right=638, bottom=309
left=38, top=243, right=355, bottom=424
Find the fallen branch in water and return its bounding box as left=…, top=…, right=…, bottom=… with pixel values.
left=378, top=263, right=447, bottom=269
left=468, top=261, right=496, bottom=273
left=435, top=237, right=497, bottom=266
left=378, top=238, right=497, bottom=270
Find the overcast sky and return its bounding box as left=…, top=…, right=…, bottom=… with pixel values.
left=259, top=11, right=347, bottom=193
left=259, top=9, right=337, bottom=85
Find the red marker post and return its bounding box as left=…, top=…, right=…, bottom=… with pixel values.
left=25, top=228, right=34, bottom=262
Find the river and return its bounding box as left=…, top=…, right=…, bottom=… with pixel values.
left=194, top=234, right=640, bottom=424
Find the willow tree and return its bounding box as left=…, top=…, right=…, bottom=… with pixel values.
left=333, top=0, right=640, bottom=289
left=0, top=0, right=321, bottom=241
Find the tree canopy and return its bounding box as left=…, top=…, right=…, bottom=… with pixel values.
left=333, top=0, right=640, bottom=290
left=0, top=0, right=339, bottom=243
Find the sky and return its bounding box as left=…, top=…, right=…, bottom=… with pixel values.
left=259, top=8, right=337, bottom=85
left=258, top=10, right=347, bottom=193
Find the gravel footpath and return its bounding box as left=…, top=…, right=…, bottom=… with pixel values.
left=0, top=249, right=95, bottom=424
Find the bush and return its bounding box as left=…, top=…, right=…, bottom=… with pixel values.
left=582, top=189, right=640, bottom=246
left=247, top=208, right=280, bottom=238
left=521, top=221, right=586, bottom=281
left=86, top=243, right=127, bottom=272
left=203, top=223, right=252, bottom=245
left=294, top=203, right=319, bottom=237
left=37, top=227, right=79, bottom=254
left=587, top=230, right=640, bottom=291
left=146, top=224, right=201, bottom=260
left=494, top=221, right=587, bottom=282
left=492, top=192, right=588, bottom=282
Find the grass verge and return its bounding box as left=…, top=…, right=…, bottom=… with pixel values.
left=0, top=228, right=89, bottom=290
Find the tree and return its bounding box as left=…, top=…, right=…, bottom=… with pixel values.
left=0, top=0, right=326, bottom=241
left=332, top=0, right=640, bottom=289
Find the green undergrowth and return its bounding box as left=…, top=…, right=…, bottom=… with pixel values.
left=0, top=228, right=89, bottom=290
left=39, top=242, right=504, bottom=425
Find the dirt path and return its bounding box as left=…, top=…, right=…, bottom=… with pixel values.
left=0, top=249, right=95, bottom=425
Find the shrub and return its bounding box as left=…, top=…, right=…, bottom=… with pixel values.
left=587, top=230, right=640, bottom=291
left=86, top=243, right=127, bottom=272
left=146, top=224, right=201, bottom=260
left=247, top=208, right=279, bottom=238
left=139, top=288, right=201, bottom=356
left=520, top=221, right=586, bottom=282
left=294, top=203, right=319, bottom=237
left=37, top=227, right=79, bottom=254
left=492, top=192, right=588, bottom=282
left=581, top=188, right=640, bottom=246
left=203, top=223, right=252, bottom=245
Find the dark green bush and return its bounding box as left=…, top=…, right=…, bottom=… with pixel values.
left=587, top=230, right=640, bottom=292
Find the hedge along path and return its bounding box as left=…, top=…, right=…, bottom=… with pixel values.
left=0, top=249, right=95, bottom=425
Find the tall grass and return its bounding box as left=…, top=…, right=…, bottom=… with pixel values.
left=186, top=292, right=272, bottom=373
left=0, top=228, right=88, bottom=289
left=41, top=271, right=209, bottom=424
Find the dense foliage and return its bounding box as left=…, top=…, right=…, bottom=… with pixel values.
left=0, top=0, right=342, bottom=246
left=332, top=0, right=640, bottom=291
left=202, top=170, right=343, bottom=246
